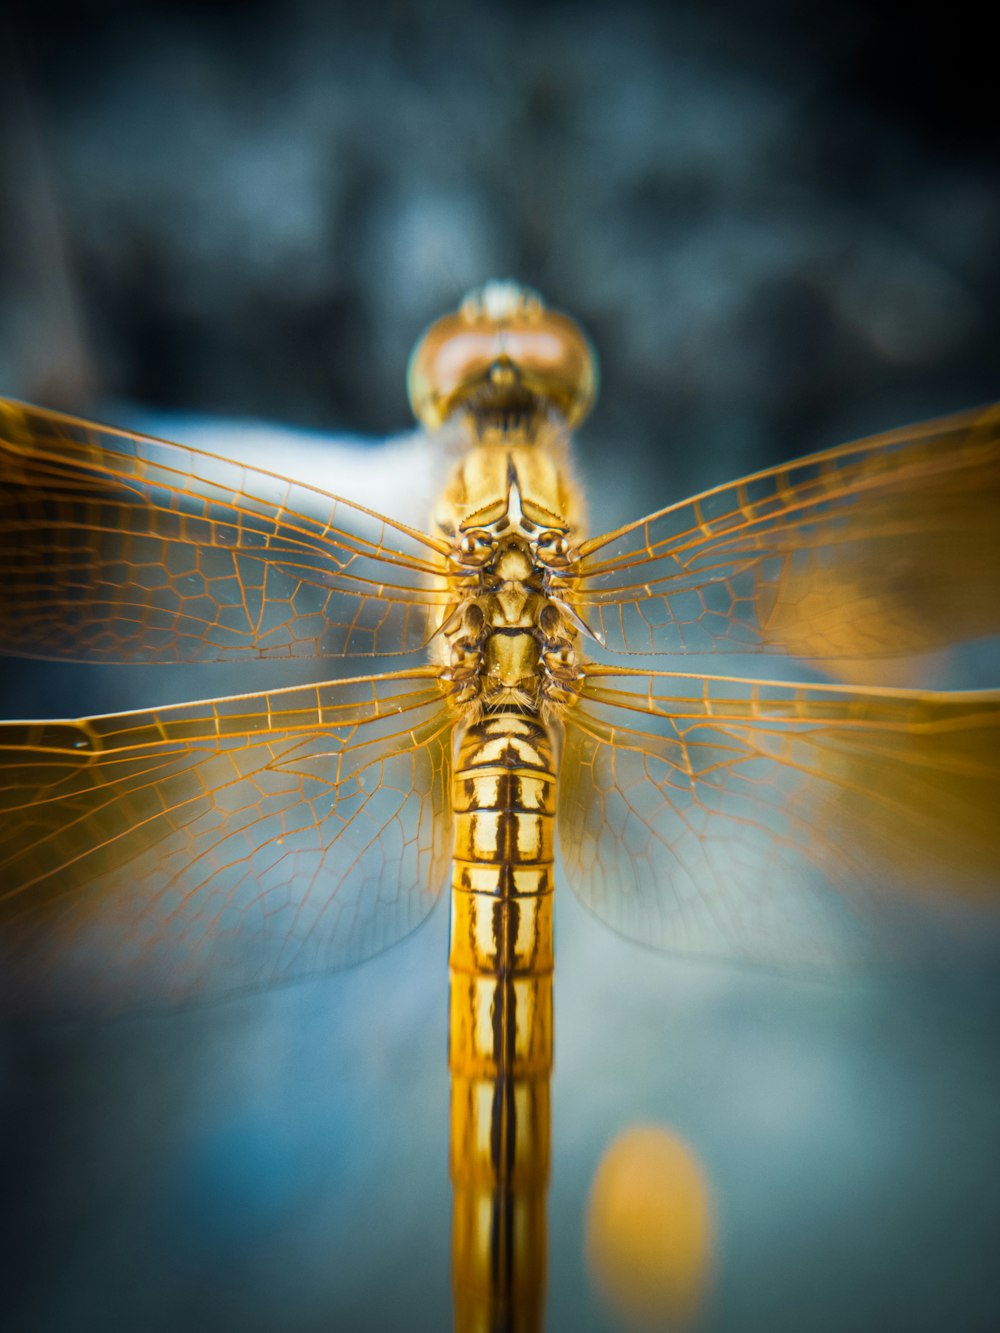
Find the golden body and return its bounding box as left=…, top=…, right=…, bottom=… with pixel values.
left=419, top=290, right=591, bottom=1329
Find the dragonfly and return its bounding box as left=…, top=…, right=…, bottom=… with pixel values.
left=1, top=281, right=999, bottom=1331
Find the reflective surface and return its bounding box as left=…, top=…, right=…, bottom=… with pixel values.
left=4, top=891, right=1000, bottom=1332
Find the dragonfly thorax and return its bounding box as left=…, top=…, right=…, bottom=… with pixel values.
left=439, top=525, right=583, bottom=716
left=449, top=477, right=573, bottom=573
left=433, top=427, right=585, bottom=718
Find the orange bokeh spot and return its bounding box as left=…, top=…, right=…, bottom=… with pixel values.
left=585, top=1125, right=714, bottom=1330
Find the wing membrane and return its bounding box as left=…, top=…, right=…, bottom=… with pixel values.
left=0, top=399, right=458, bottom=664
left=572, top=405, right=1000, bottom=663
left=558, top=667, right=1000, bottom=968
left=0, top=668, right=453, bottom=1010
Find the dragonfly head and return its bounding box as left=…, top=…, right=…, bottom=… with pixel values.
left=407, top=281, right=599, bottom=436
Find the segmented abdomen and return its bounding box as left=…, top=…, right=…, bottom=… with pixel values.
left=448, top=711, right=556, bottom=1331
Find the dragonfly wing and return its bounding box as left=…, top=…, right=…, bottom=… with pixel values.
left=557, top=667, right=1000, bottom=969
left=573, top=405, right=1000, bottom=665
left=0, top=399, right=457, bottom=664
left=0, top=669, right=453, bottom=1011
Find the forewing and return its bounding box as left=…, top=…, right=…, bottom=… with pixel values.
left=572, top=405, right=1000, bottom=664
left=0, top=399, right=457, bottom=664
left=0, top=669, right=453, bottom=1011
left=558, top=668, right=1000, bottom=969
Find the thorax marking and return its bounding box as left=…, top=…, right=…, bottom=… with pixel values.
left=434, top=460, right=584, bottom=718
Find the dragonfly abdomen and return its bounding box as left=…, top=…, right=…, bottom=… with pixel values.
left=448, top=710, right=555, bottom=1331
left=451, top=711, right=555, bottom=898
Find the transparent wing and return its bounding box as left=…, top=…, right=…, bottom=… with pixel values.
left=0, top=668, right=453, bottom=1011
left=0, top=399, right=458, bottom=664
left=558, top=667, right=1000, bottom=969
left=572, top=405, right=1000, bottom=662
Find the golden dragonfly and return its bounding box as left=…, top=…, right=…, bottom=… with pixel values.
left=1, top=281, right=999, bottom=1331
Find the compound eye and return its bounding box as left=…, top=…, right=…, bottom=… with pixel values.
left=457, top=529, right=494, bottom=563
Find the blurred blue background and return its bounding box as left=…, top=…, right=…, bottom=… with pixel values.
left=1, top=1, right=999, bottom=1330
